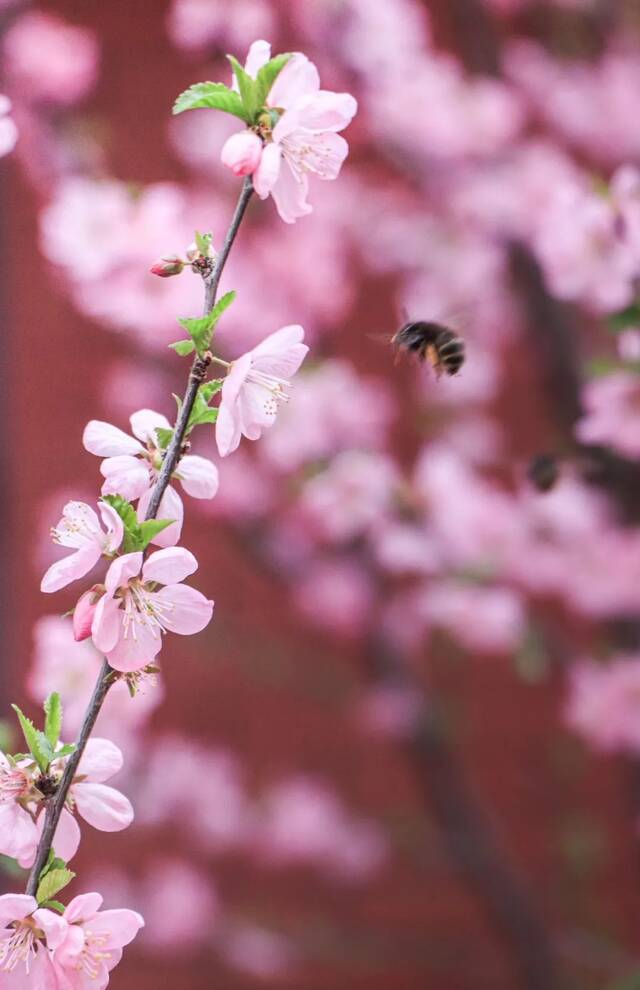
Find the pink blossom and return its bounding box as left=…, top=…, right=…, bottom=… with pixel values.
left=29, top=617, right=162, bottom=749
left=41, top=501, right=124, bottom=594
left=4, top=11, right=99, bottom=106
left=166, top=0, right=275, bottom=52
left=421, top=581, right=525, bottom=654
left=52, top=892, right=144, bottom=988
left=293, top=559, right=374, bottom=639
left=0, top=95, right=17, bottom=157
left=72, top=587, right=100, bottom=642
left=566, top=658, right=640, bottom=754
left=0, top=754, right=39, bottom=865
left=139, top=859, right=219, bottom=954
left=220, top=924, right=295, bottom=979
left=0, top=893, right=66, bottom=985
left=234, top=42, right=357, bottom=223
left=221, top=130, right=262, bottom=176
left=216, top=325, right=308, bottom=456
left=91, top=549, right=214, bottom=672
left=83, top=410, right=219, bottom=547
left=575, top=373, right=640, bottom=459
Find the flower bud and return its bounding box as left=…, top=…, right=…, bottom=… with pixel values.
left=73, top=585, right=102, bottom=641
left=149, top=255, right=185, bottom=278
left=221, top=130, right=263, bottom=177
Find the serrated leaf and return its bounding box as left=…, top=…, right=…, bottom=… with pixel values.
left=209, top=290, right=236, bottom=330
left=169, top=340, right=196, bottom=357
left=55, top=744, right=77, bottom=758
left=178, top=313, right=217, bottom=356
left=44, top=693, right=62, bottom=749
left=255, top=53, right=292, bottom=108
left=199, top=379, right=223, bottom=402
left=155, top=427, right=174, bottom=450
left=173, top=81, right=249, bottom=121
left=11, top=706, right=53, bottom=773
left=102, top=494, right=139, bottom=536
left=36, top=867, right=75, bottom=905
left=138, top=519, right=173, bottom=550
left=227, top=55, right=259, bottom=120
left=186, top=380, right=223, bottom=433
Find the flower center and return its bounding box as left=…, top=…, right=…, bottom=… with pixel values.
left=246, top=368, right=293, bottom=417
left=0, top=765, right=29, bottom=801
left=0, top=920, right=38, bottom=973
left=51, top=504, right=99, bottom=548
left=75, top=929, right=111, bottom=979
left=121, top=580, right=173, bottom=642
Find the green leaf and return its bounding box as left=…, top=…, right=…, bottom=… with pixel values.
left=36, top=867, right=75, bottom=905
left=227, top=55, right=259, bottom=120
left=155, top=427, right=174, bottom=450
left=43, top=693, right=62, bottom=749
left=55, top=744, right=77, bottom=758
left=195, top=231, right=213, bottom=256
left=199, top=379, right=223, bottom=402
left=11, top=706, right=53, bottom=773
left=169, top=340, right=196, bottom=357
left=173, top=81, right=249, bottom=121
left=255, top=53, right=292, bottom=108
left=607, top=301, right=640, bottom=332
left=138, top=519, right=173, bottom=550
left=178, top=313, right=217, bottom=357
left=209, top=290, right=236, bottom=329
left=186, top=380, right=223, bottom=433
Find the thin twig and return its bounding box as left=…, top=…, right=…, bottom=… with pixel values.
left=25, top=177, right=254, bottom=897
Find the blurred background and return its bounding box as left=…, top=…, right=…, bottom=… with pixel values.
left=2, top=0, right=640, bottom=987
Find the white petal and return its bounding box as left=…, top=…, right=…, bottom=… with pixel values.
left=177, top=455, right=219, bottom=499
left=129, top=409, right=172, bottom=445
left=142, top=546, right=198, bottom=585
left=83, top=421, right=143, bottom=457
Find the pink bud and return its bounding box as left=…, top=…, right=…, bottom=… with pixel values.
left=149, top=255, right=185, bottom=278
left=73, top=586, right=102, bottom=641
left=221, top=131, right=263, bottom=177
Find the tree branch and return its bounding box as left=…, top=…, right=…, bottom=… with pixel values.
left=25, top=177, right=254, bottom=897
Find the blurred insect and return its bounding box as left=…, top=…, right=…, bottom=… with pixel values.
left=390, top=320, right=466, bottom=378
left=527, top=453, right=559, bottom=493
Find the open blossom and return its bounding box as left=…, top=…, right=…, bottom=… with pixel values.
left=1, top=738, right=134, bottom=869
left=52, top=893, right=144, bottom=989
left=91, top=548, right=214, bottom=672
left=216, top=325, right=308, bottom=456
left=0, top=894, right=66, bottom=986
left=229, top=41, right=357, bottom=223
left=83, top=409, right=219, bottom=547
left=41, top=501, right=124, bottom=594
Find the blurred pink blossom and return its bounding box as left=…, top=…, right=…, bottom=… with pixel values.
left=421, top=581, right=526, bottom=654
left=566, top=658, right=640, bottom=753
left=4, top=11, right=99, bottom=106
left=575, top=373, right=640, bottom=459
left=293, top=558, right=374, bottom=639
left=0, top=95, right=17, bottom=157
left=139, top=859, right=219, bottom=954
left=166, top=0, right=275, bottom=52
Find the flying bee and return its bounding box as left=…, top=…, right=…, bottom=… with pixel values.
left=390, top=321, right=466, bottom=378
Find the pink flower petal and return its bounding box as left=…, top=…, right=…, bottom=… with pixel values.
left=100, top=455, right=150, bottom=500
left=32, top=908, right=68, bottom=951
left=83, top=420, right=143, bottom=457
left=98, top=501, right=124, bottom=552
left=253, top=141, right=282, bottom=199
left=142, top=546, right=198, bottom=585
left=41, top=543, right=102, bottom=594
left=105, top=615, right=162, bottom=672
left=73, top=782, right=134, bottom=832
left=244, top=39, right=271, bottom=78
left=88, top=909, right=145, bottom=950
left=91, top=594, right=122, bottom=654
left=268, top=53, right=319, bottom=110
left=129, top=408, right=172, bottom=444
left=271, top=160, right=312, bottom=223
left=150, top=584, right=214, bottom=635
left=104, top=553, right=143, bottom=595
left=0, top=803, right=38, bottom=863
left=76, top=737, right=123, bottom=783
left=0, top=894, right=37, bottom=927
left=64, top=892, right=103, bottom=924
left=177, top=455, right=219, bottom=499
left=296, top=90, right=358, bottom=132
left=48, top=807, right=81, bottom=863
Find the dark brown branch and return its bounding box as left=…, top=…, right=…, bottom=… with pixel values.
left=25, top=177, right=254, bottom=897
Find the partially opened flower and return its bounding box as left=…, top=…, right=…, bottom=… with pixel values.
left=91, top=548, right=214, bottom=672
left=0, top=893, right=67, bottom=986
left=0, top=754, right=39, bottom=865
left=41, top=501, right=124, bottom=594
left=52, top=892, right=144, bottom=989
left=216, top=325, right=308, bottom=456
left=83, top=409, right=219, bottom=547
left=226, top=41, right=357, bottom=222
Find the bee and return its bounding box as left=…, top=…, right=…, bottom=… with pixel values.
left=391, top=321, right=465, bottom=377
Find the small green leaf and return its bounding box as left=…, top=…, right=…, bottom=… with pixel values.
left=186, top=380, right=223, bottom=433
left=607, top=301, right=640, bottom=332
left=155, top=427, right=174, bottom=450
left=11, top=706, right=53, bottom=773
left=43, top=693, right=62, bottom=749
left=102, top=495, right=142, bottom=553
left=178, top=313, right=217, bottom=356
left=37, top=867, right=75, bottom=905
left=173, top=81, right=249, bottom=121
left=55, top=744, right=77, bottom=758
left=195, top=231, right=213, bottom=256
left=227, top=55, right=259, bottom=120
left=199, top=379, right=223, bottom=402
left=169, top=340, right=196, bottom=357
left=209, top=290, right=236, bottom=329
left=138, top=519, right=173, bottom=550
left=255, top=53, right=292, bottom=108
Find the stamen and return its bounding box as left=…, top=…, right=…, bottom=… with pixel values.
left=0, top=922, right=37, bottom=973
